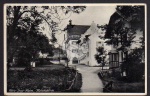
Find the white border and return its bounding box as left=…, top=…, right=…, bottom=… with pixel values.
left=4, top=3, right=147, bottom=96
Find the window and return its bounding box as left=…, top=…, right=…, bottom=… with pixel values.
left=96, top=41, right=101, bottom=47
left=109, top=53, right=119, bottom=68
left=114, top=53, right=118, bottom=61
left=69, top=35, right=80, bottom=39
left=72, top=49, right=78, bottom=53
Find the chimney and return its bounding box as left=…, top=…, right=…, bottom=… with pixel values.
left=69, top=20, right=72, bottom=25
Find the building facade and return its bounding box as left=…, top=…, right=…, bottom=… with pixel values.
left=64, top=20, right=90, bottom=65
left=78, top=22, right=111, bottom=66
left=65, top=21, right=111, bottom=66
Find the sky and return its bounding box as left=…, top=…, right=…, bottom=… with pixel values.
left=41, top=6, right=116, bottom=47
left=60, top=6, right=116, bottom=26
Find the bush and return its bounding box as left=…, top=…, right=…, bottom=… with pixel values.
left=112, top=69, right=121, bottom=79
left=36, top=58, right=53, bottom=66
left=112, top=81, right=145, bottom=92
left=61, top=57, right=68, bottom=60
left=15, top=58, right=30, bottom=67
left=126, top=48, right=145, bottom=82
left=71, top=73, right=82, bottom=92
left=127, top=63, right=144, bottom=82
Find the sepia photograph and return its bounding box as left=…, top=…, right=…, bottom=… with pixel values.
left=4, top=4, right=147, bottom=95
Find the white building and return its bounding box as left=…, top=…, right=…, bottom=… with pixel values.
left=64, top=21, right=111, bottom=66
left=64, top=20, right=90, bottom=65
left=78, top=22, right=111, bottom=66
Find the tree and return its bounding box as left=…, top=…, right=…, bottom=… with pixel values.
left=95, top=46, right=106, bottom=70
left=7, top=6, right=86, bottom=67
left=7, top=6, right=86, bottom=42
left=104, top=6, right=145, bottom=79
left=116, top=6, right=144, bottom=30
left=104, top=6, right=144, bottom=46
left=8, top=18, right=54, bottom=67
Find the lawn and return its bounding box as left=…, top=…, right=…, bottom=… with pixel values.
left=10, top=64, right=65, bottom=71
left=7, top=64, right=82, bottom=92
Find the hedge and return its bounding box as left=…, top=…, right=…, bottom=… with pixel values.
left=7, top=67, right=82, bottom=92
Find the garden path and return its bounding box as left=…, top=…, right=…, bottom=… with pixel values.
left=75, top=64, right=103, bottom=92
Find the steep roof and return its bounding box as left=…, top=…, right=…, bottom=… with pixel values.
left=64, top=25, right=90, bottom=43
left=105, top=12, right=121, bottom=38
left=67, top=25, right=90, bottom=35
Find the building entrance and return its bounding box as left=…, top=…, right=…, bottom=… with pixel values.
left=72, top=57, right=78, bottom=64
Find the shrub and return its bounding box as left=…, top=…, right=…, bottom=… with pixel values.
left=127, top=63, right=144, bottom=82
left=71, top=73, right=82, bottom=92
left=36, top=58, right=53, bottom=66
left=112, top=69, right=121, bottom=79
left=126, top=48, right=145, bottom=82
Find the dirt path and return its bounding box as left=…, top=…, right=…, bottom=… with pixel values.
left=76, top=64, right=103, bottom=92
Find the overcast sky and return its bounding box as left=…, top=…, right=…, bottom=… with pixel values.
left=41, top=6, right=116, bottom=47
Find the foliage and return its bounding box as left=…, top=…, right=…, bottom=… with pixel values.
left=125, top=48, right=144, bottom=82
left=34, top=58, right=53, bottom=67
left=114, top=6, right=145, bottom=80
left=71, top=73, right=82, bottom=92
left=116, top=6, right=144, bottom=30
left=104, top=19, right=137, bottom=51
left=7, top=17, right=54, bottom=67
left=98, top=70, right=144, bottom=93
left=7, top=6, right=86, bottom=67
left=7, top=6, right=86, bottom=43
left=104, top=6, right=144, bottom=48
left=99, top=24, right=108, bottom=31
left=102, top=6, right=144, bottom=79
left=95, top=47, right=106, bottom=67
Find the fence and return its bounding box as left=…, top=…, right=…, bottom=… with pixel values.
left=103, top=81, right=113, bottom=92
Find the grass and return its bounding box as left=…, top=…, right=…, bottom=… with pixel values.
left=98, top=70, right=145, bottom=93
left=7, top=64, right=82, bottom=92
left=112, top=81, right=145, bottom=92
left=10, top=64, right=65, bottom=70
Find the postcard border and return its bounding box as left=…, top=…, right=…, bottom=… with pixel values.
left=3, top=3, right=147, bottom=96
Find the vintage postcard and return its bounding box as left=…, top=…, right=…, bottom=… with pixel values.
left=4, top=3, right=147, bottom=95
